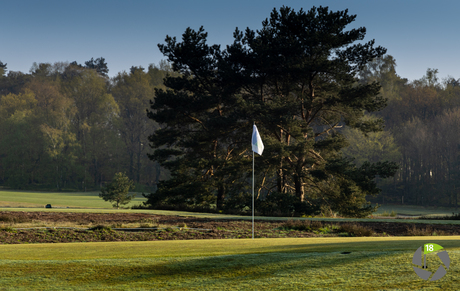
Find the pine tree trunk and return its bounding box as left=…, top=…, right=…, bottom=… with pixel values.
left=294, top=175, right=305, bottom=202
left=216, top=184, right=225, bottom=210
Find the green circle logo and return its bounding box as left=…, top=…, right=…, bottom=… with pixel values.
left=412, top=243, right=450, bottom=281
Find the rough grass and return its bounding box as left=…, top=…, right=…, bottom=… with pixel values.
left=0, top=237, right=459, bottom=290
left=279, top=220, right=375, bottom=237
left=0, top=217, right=161, bottom=229
left=3, top=206, right=460, bottom=229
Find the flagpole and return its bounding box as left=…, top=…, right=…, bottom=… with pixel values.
left=251, top=122, right=263, bottom=240
left=252, top=149, right=255, bottom=240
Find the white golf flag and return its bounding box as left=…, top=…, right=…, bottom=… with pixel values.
left=252, top=124, right=264, bottom=155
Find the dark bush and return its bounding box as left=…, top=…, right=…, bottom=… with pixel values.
left=280, top=220, right=324, bottom=231
left=255, top=193, right=321, bottom=217
left=221, top=192, right=252, bottom=213
left=142, top=190, right=321, bottom=217
left=89, top=225, right=113, bottom=232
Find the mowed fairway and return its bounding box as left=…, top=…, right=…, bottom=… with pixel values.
left=375, top=204, right=459, bottom=217
left=1, top=237, right=460, bottom=290
left=0, top=190, right=147, bottom=209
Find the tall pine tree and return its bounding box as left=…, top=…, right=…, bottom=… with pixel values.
left=146, top=6, right=398, bottom=217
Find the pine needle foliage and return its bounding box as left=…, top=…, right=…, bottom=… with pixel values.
left=146, top=6, right=398, bottom=217
left=99, top=172, right=135, bottom=208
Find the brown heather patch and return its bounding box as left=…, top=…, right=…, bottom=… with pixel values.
left=0, top=211, right=458, bottom=244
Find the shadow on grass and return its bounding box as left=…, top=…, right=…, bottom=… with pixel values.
left=52, top=239, right=460, bottom=286
left=2, top=239, right=460, bottom=289
left=19, top=251, right=394, bottom=288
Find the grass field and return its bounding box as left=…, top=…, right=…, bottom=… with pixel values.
left=2, top=190, right=460, bottom=290
left=375, top=204, right=459, bottom=217
left=0, top=190, right=147, bottom=209
left=1, top=189, right=458, bottom=218
left=1, top=237, right=459, bottom=290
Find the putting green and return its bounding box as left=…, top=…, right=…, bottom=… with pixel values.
left=1, top=236, right=460, bottom=260
left=1, top=237, right=460, bottom=290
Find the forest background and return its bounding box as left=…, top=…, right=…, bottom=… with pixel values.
left=1, top=53, right=460, bottom=209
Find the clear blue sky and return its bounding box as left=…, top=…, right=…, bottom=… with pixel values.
left=1, top=0, right=458, bottom=82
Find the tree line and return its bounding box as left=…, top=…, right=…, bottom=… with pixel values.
left=2, top=5, right=458, bottom=216
left=0, top=58, right=174, bottom=191
left=347, top=55, right=460, bottom=207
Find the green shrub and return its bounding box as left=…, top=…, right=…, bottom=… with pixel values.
left=256, top=193, right=321, bottom=217
left=99, top=172, right=134, bottom=209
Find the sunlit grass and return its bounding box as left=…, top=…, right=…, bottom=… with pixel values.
left=2, top=191, right=460, bottom=289
left=375, top=204, right=459, bottom=217
left=0, top=190, right=146, bottom=209
left=0, top=237, right=459, bottom=290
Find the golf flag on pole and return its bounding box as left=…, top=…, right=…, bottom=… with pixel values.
left=251, top=123, right=263, bottom=240
left=252, top=124, right=264, bottom=155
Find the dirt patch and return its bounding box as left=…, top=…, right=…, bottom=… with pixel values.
left=0, top=211, right=459, bottom=244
